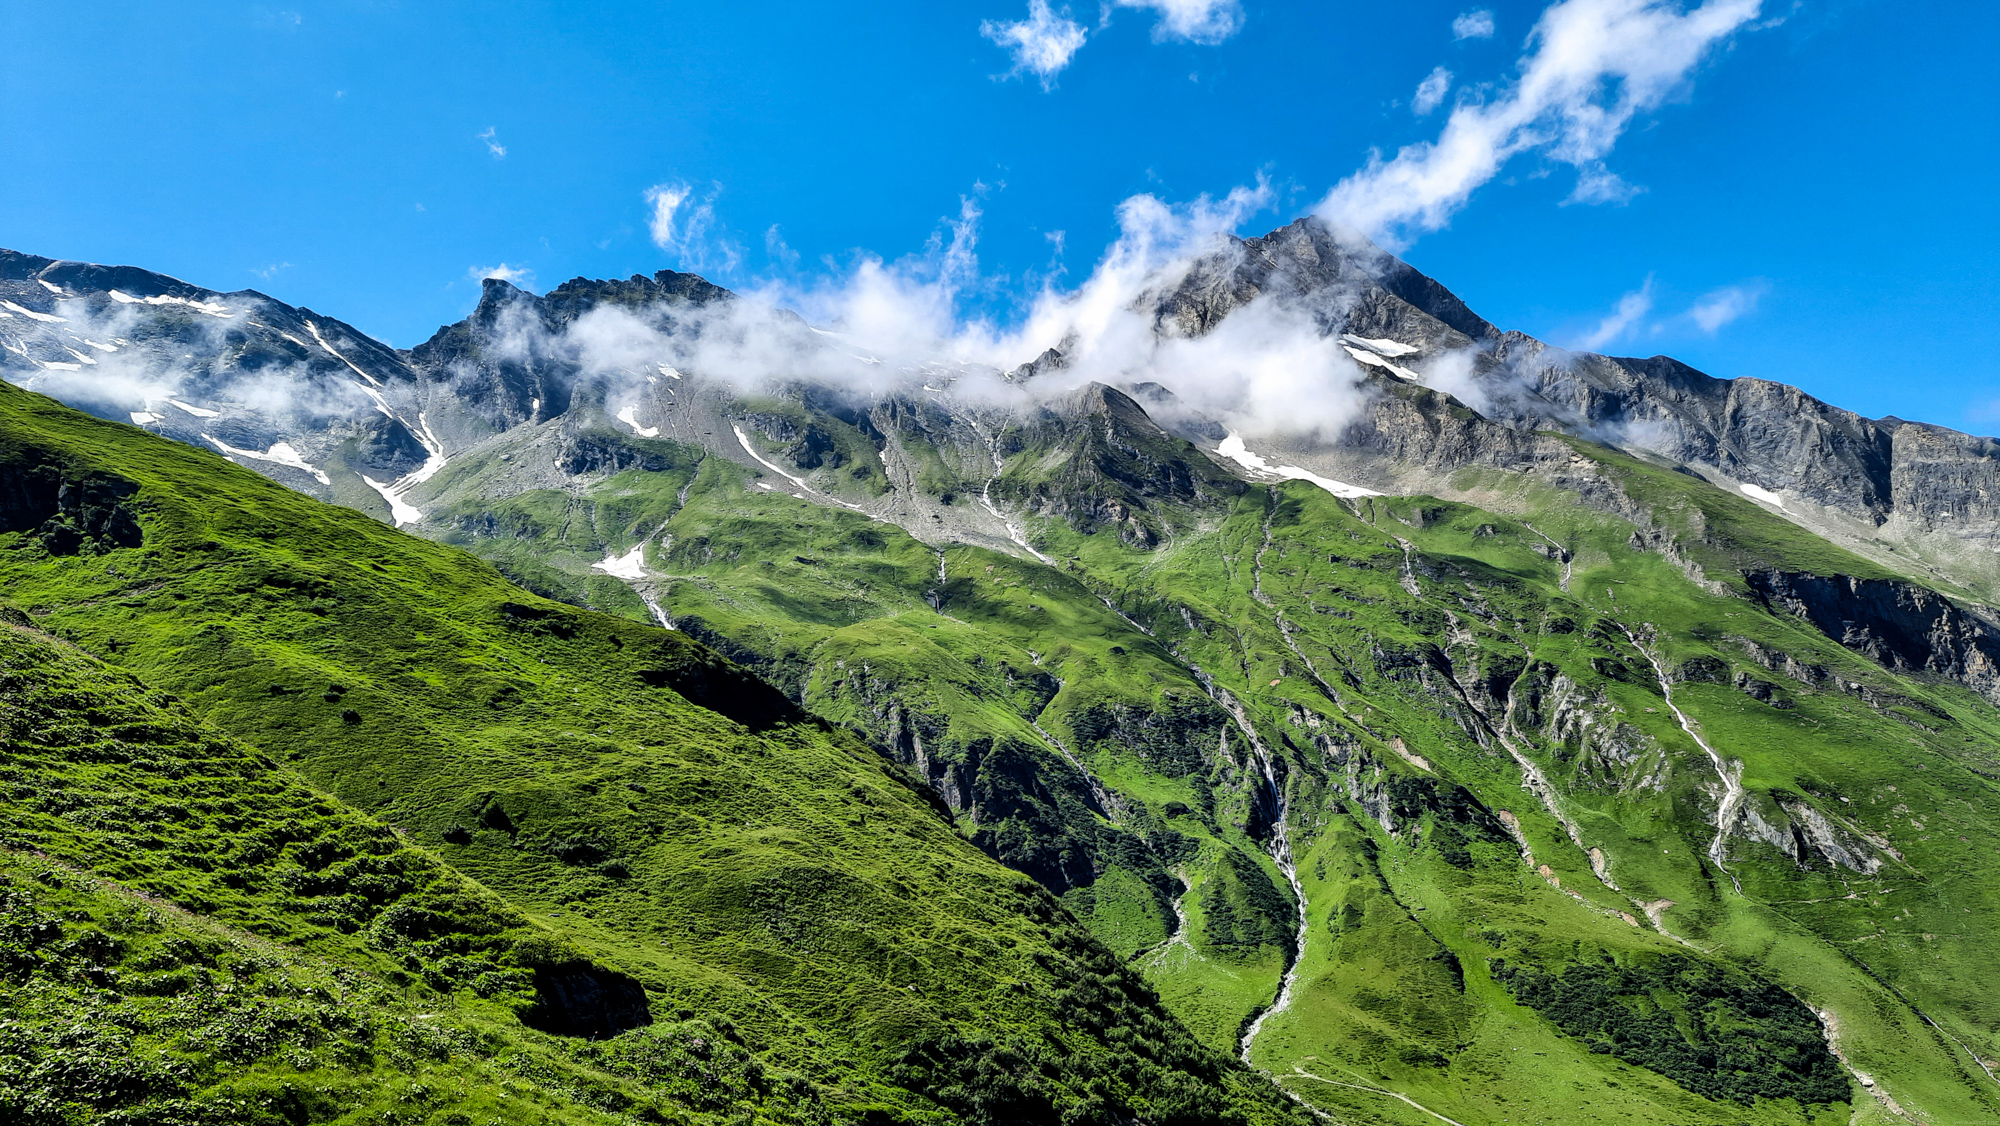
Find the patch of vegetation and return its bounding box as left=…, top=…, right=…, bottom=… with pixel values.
left=1491, top=954, right=1848, bottom=1107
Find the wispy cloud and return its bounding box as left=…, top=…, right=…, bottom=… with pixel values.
left=1318, top=0, right=1763, bottom=248
left=980, top=0, right=1242, bottom=88
left=1574, top=276, right=1655, bottom=349
left=643, top=181, right=741, bottom=274
left=1566, top=162, right=1643, bottom=204
left=471, top=263, right=535, bottom=288
left=764, top=225, right=801, bottom=272
left=1413, top=66, right=1453, bottom=115
left=562, top=175, right=1374, bottom=442
left=477, top=127, right=506, bottom=159
left=251, top=262, right=292, bottom=281
left=1113, top=0, right=1245, bottom=45
left=1452, top=9, right=1497, bottom=39
left=644, top=183, right=692, bottom=249
left=981, top=0, right=1089, bottom=88
left=1689, top=281, right=1764, bottom=331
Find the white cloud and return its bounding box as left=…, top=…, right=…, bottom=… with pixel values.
left=251, top=262, right=292, bottom=281
left=477, top=127, right=506, bottom=159
left=1113, top=0, right=1245, bottom=44
left=1689, top=281, right=1764, bottom=331
left=1413, top=66, right=1453, bottom=114
left=764, top=225, right=801, bottom=271
left=981, top=0, right=1089, bottom=88
left=1565, top=162, right=1643, bottom=204
left=644, top=182, right=741, bottom=274
left=524, top=176, right=1363, bottom=443
left=645, top=183, right=691, bottom=248
left=1453, top=9, right=1497, bottom=39
left=1574, top=276, right=1655, bottom=350
left=1317, top=0, right=1763, bottom=248
left=471, top=263, right=535, bottom=288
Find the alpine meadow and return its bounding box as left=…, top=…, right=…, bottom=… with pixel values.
left=3, top=1, right=1998, bottom=1124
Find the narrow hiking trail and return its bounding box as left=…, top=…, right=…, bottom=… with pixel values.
left=1284, top=1068, right=1472, bottom=1126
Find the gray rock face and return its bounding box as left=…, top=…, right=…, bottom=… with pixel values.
left=0, top=249, right=435, bottom=508
left=1745, top=570, right=2000, bottom=704
left=10, top=217, right=2000, bottom=601
left=1137, top=218, right=2000, bottom=598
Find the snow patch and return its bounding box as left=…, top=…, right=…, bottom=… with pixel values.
left=1342, top=344, right=1421, bottom=380
left=354, top=414, right=444, bottom=527
left=1215, top=433, right=1382, bottom=499
left=78, top=339, right=118, bottom=352
left=1740, top=483, right=1785, bottom=508
left=1341, top=333, right=1421, bottom=357
left=167, top=399, right=221, bottom=419
left=107, top=290, right=231, bottom=316
left=360, top=476, right=424, bottom=527
left=592, top=543, right=648, bottom=580
left=616, top=405, right=659, bottom=438
left=129, top=412, right=163, bottom=425
left=305, top=321, right=379, bottom=385
left=2, top=301, right=64, bottom=323
left=733, top=423, right=863, bottom=510
left=402, top=413, right=449, bottom=486
left=658, top=364, right=681, bottom=379
left=350, top=380, right=395, bottom=418
left=40, top=361, right=82, bottom=371
left=63, top=347, right=97, bottom=366
left=202, top=436, right=332, bottom=485
left=36, top=280, right=65, bottom=295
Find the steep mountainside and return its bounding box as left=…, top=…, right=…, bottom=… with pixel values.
left=5, top=225, right=2000, bottom=1124
left=1144, top=219, right=2000, bottom=600
left=0, top=612, right=825, bottom=1125
left=0, top=380, right=1301, bottom=1126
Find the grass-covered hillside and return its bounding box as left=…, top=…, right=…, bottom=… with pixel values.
left=0, top=380, right=1305, bottom=1126
left=414, top=400, right=2000, bottom=1125
left=0, top=615, right=828, bottom=1125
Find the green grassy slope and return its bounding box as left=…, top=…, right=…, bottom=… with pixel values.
left=413, top=411, right=2000, bottom=1124
left=425, top=422, right=1297, bottom=1048
left=0, top=381, right=1304, bottom=1126
left=0, top=615, right=818, bottom=1125
left=1097, top=476, right=2000, bottom=1126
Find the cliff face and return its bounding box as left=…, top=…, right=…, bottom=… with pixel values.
left=1126, top=218, right=2000, bottom=598
left=1746, top=569, right=2000, bottom=704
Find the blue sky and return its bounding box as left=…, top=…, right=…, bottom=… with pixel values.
left=3, top=1, right=1995, bottom=429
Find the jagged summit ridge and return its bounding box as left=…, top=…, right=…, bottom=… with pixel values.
left=7, top=221, right=2000, bottom=597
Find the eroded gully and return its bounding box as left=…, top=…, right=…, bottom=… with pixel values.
left=1622, top=624, right=1746, bottom=896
